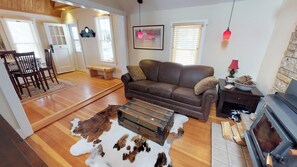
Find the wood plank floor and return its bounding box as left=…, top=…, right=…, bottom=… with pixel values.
left=25, top=73, right=230, bottom=167
left=22, top=71, right=122, bottom=126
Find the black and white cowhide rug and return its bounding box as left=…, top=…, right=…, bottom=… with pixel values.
left=70, top=105, right=188, bottom=167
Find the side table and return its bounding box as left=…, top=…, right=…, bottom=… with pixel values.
left=216, top=79, right=264, bottom=118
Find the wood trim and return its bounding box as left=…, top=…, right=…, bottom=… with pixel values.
left=32, top=82, right=123, bottom=131
left=54, top=4, right=79, bottom=11
left=0, top=0, right=61, bottom=17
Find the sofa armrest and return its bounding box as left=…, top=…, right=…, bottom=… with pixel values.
left=202, top=88, right=217, bottom=103
left=201, top=87, right=218, bottom=120
left=121, top=73, right=132, bottom=98
left=121, top=73, right=132, bottom=85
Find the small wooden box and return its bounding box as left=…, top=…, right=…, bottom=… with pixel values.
left=118, top=99, right=174, bottom=145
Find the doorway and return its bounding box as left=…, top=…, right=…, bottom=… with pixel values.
left=68, top=24, right=86, bottom=72
left=44, top=23, right=75, bottom=74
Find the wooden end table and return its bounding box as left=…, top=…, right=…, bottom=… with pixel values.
left=216, top=79, right=264, bottom=118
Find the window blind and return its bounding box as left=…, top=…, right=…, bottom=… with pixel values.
left=172, top=23, right=203, bottom=65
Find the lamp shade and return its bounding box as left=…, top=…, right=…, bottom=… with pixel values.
left=228, top=60, right=239, bottom=69
left=223, top=28, right=232, bottom=41
left=137, top=31, right=143, bottom=39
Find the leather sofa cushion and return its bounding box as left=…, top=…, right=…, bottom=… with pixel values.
left=172, top=87, right=202, bottom=107
left=179, top=65, right=214, bottom=88
left=128, top=80, right=156, bottom=93
left=139, top=60, right=161, bottom=81
left=148, top=83, right=177, bottom=98
left=158, top=62, right=183, bottom=85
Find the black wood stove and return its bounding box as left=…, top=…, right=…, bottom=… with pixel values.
left=245, top=80, right=297, bottom=167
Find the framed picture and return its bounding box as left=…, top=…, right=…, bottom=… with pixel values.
left=132, top=25, right=164, bottom=50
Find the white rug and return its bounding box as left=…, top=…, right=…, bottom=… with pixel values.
left=70, top=113, right=188, bottom=167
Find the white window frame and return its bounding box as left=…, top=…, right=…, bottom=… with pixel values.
left=169, top=20, right=208, bottom=65
left=1, top=18, right=44, bottom=61
left=95, top=15, right=116, bottom=65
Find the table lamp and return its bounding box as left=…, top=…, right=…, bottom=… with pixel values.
left=226, top=59, right=239, bottom=83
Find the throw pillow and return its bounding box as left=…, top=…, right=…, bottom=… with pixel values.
left=126, top=65, right=146, bottom=81
left=194, top=76, right=218, bottom=95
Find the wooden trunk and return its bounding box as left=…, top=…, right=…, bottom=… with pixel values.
left=118, top=99, right=174, bottom=146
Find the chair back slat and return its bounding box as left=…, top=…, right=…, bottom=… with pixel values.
left=44, top=49, right=53, bottom=68
left=13, top=52, right=38, bottom=74
left=0, top=50, right=17, bottom=72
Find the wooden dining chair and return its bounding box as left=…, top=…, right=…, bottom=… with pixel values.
left=13, top=52, right=46, bottom=97
left=40, top=49, right=59, bottom=89
left=0, top=50, right=22, bottom=99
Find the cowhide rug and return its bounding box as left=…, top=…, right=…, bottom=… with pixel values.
left=70, top=105, right=189, bottom=167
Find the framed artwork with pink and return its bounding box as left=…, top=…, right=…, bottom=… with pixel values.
left=132, top=25, right=164, bottom=50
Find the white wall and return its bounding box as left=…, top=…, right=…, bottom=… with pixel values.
left=0, top=9, right=61, bottom=51
left=128, top=0, right=283, bottom=89
left=61, top=8, right=128, bottom=78
left=88, top=0, right=123, bottom=10
left=0, top=62, right=33, bottom=139
left=256, top=0, right=297, bottom=94
left=0, top=89, right=20, bottom=131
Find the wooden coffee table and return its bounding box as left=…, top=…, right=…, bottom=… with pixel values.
left=117, top=99, right=174, bottom=145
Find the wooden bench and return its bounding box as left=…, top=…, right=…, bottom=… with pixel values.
left=87, top=66, right=115, bottom=80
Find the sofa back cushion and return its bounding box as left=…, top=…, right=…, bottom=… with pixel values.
left=179, top=65, right=214, bottom=88
left=158, top=62, right=183, bottom=85
left=139, top=59, right=161, bottom=81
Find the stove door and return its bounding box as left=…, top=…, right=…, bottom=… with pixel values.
left=250, top=106, right=293, bottom=166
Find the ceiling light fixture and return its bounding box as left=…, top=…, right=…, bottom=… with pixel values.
left=137, top=0, right=143, bottom=39
left=223, top=0, right=236, bottom=41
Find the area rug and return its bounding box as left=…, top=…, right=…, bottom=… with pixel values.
left=211, top=123, right=252, bottom=167
left=21, top=79, right=76, bottom=104
left=70, top=105, right=189, bottom=167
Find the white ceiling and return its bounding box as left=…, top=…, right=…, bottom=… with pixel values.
left=112, top=0, right=244, bottom=14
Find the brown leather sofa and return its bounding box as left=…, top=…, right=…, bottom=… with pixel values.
left=121, top=59, right=217, bottom=120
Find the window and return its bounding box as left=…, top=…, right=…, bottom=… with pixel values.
left=69, top=25, right=82, bottom=52
left=95, top=16, right=115, bottom=63
left=5, top=19, right=43, bottom=58
left=172, top=23, right=204, bottom=65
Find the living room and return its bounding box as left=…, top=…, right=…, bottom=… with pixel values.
left=1, top=0, right=297, bottom=166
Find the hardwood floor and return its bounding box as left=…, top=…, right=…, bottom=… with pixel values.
left=25, top=72, right=230, bottom=167
left=22, top=71, right=123, bottom=131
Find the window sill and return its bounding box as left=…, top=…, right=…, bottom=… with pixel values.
left=99, top=61, right=116, bottom=67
